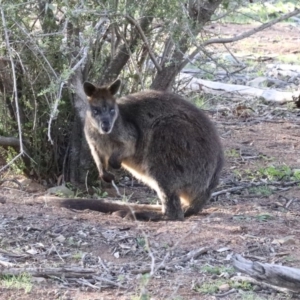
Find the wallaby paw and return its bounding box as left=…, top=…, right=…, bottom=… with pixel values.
left=100, top=171, right=115, bottom=183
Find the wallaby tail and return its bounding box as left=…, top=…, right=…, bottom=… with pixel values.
left=35, top=196, right=163, bottom=221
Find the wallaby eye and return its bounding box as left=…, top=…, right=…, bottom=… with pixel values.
left=110, top=108, right=115, bottom=115
left=92, top=107, right=100, bottom=115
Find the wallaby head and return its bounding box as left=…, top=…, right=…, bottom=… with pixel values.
left=83, top=79, right=121, bottom=134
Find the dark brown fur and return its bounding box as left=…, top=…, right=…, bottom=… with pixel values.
left=61, top=80, right=224, bottom=221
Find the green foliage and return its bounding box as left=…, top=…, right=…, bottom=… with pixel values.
left=72, top=252, right=83, bottom=260
left=248, top=186, right=273, bottom=196
left=191, top=96, right=207, bottom=109
left=234, top=164, right=300, bottom=183
left=201, top=265, right=234, bottom=275
left=222, top=1, right=297, bottom=24
left=233, top=213, right=273, bottom=223
left=136, top=237, right=146, bottom=248
left=2, top=147, right=25, bottom=174
left=194, top=278, right=253, bottom=295
left=194, top=282, right=219, bottom=294
left=132, top=273, right=151, bottom=300
left=0, top=273, right=32, bottom=293
left=194, top=280, right=226, bottom=294
left=255, top=213, right=273, bottom=222
left=92, top=186, right=108, bottom=198
left=283, top=255, right=297, bottom=262
left=230, top=280, right=252, bottom=291
left=238, top=293, right=267, bottom=300
left=225, top=149, right=240, bottom=158
left=259, top=165, right=300, bottom=181
left=232, top=215, right=251, bottom=222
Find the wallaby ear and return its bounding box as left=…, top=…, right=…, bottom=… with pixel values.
left=108, top=79, right=121, bottom=95
left=83, top=82, right=96, bottom=97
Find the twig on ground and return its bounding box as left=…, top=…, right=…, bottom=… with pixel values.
left=0, top=259, right=15, bottom=267
left=215, top=288, right=237, bottom=298
left=93, top=275, right=126, bottom=288
left=131, top=246, right=210, bottom=274
left=0, top=179, right=23, bottom=190
left=0, top=267, right=96, bottom=278
left=112, top=180, right=122, bottom=197
left=285, top=198, right=295, bottom=209
left=77, top=278, right=100, bottom=290
left=213, top=180, right=300, bottom=197
left=231, top=275, right=293, bottom=294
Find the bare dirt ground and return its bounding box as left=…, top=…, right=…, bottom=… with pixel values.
left=1, top=23, right=300, bottom=300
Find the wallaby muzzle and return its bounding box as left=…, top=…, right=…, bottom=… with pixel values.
left=100, top=119, right=111, bottom=134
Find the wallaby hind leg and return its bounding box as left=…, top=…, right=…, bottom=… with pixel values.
left=183, top=190, right=211, bottom=217
left=156, top=188, right=184, bottom=220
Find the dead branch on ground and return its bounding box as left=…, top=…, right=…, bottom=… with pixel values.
left=232, top=254, right=300, bottom=293
left=212, top=179, right=300, bottom=197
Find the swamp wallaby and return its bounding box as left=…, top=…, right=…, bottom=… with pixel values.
left=65, top=79, right=223, bottom=221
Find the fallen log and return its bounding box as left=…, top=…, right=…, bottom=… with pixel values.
left=232, top=254, right=300, bottom=293
left=179, top=73, right=300, bottom=104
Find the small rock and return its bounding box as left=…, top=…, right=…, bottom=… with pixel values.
left=32, top=277, right=46, bottom=283
left=55, top=234, right=66, bottom=243
left=26, top=248, right=38, bottom=255
left=247, top=77, right=269, bottom=88
left=253, top=285, right=262, bottom=292
left=222, top=53, right=238, bottom=64
left=114, top=252, right=120, bottom=258
left=278, top=236, right=296, bottom=245
left=218, top=283, right=230, bottom=292
left=77, top=230, right=87, bottom=238
left=217, top=247, right=231, bottom=252
left=47, top=184, right=74, bottom=197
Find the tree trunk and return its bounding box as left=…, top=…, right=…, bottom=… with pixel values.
left=99, top=15, right=153, bottom=85
left=151, top=37, right=189, bottom=91
left=67, top=69, right=95, bottom=185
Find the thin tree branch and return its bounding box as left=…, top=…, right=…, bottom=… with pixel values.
left=125, top=15, right=162, bottom=72
left=115, top=26, right=145, bottom=89
left=180, top=8, right=300, bottom=69
left=14, top=21, right=58, bottom=79
left=0, top=8, right=23, bottom=154
left=47, top=24, right=90, bottom=144
left=0, top=153, right=23, bottom=173
left=47, top=81, right=64, bottom=144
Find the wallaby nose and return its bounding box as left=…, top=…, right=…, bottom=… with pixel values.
left=101, top=121, right=110, bottom=133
